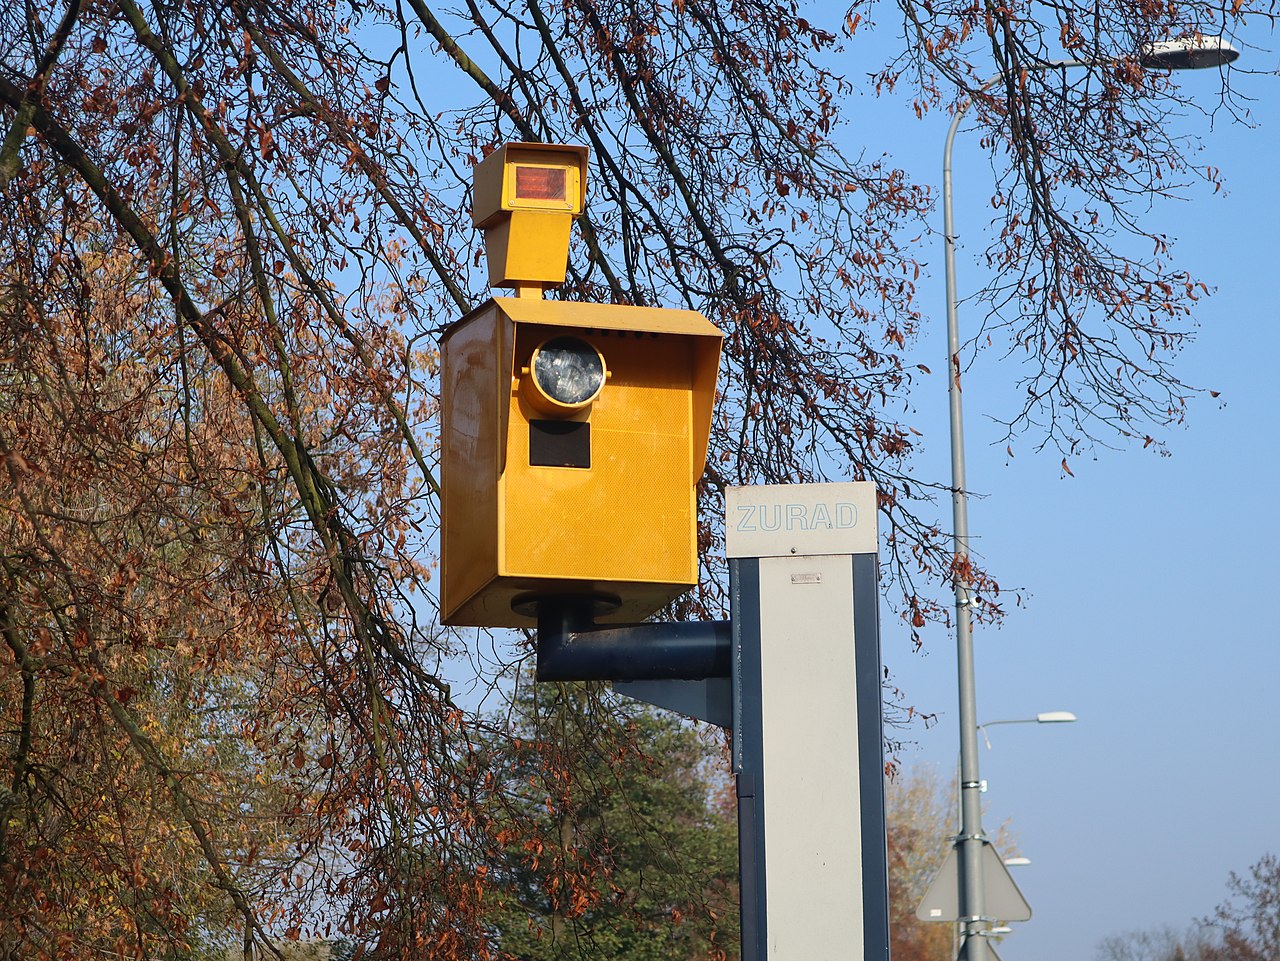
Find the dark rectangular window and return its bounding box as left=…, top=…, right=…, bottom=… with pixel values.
left=529, top=419, right=590, bottom=468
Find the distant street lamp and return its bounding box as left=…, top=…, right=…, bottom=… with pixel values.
left=979, top=711, right=1078, bottom=749
left=984, top=711, right=1078, bottom=726
left=942, top=35, right=1238, bottom=961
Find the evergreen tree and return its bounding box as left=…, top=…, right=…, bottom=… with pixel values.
left=478, top=678, right=738, bottom=961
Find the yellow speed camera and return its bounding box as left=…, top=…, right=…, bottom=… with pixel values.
left=440, top=298, right=722, bottom=628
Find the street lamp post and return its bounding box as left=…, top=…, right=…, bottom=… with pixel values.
left=941, top=36, right=1238, bottom=961
left=947, top=712, right=1076, bottom=959
left=955, top=712, right=1079, bottom=828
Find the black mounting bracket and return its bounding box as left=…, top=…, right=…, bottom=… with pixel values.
left=528, top=594, right=731, bottom=683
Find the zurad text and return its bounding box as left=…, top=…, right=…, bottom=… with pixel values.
left=734, top=501, right=859, bottom=533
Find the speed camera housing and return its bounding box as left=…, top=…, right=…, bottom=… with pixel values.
left=440, top=297, right=723, bottom=628
left=471, top=142, right=589, bottom=291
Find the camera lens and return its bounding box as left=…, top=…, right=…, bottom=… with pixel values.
left=532, top=337, right=605, bottom=407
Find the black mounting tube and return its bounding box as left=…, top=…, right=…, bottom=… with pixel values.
left=534, top=595, right=731, bottom=682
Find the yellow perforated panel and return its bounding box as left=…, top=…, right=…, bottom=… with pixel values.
left=502, top=327, right=696, bottom=584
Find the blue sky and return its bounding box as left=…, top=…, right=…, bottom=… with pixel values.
left=846, top=21, right=1280, bottom=960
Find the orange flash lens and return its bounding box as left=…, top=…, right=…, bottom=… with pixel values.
left=515, top=166, right=567, bottom=201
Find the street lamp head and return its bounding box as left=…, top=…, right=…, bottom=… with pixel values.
left=1035, top=711, right=1077, bottom=723
left=1140, top=35, right=1240, bottom=71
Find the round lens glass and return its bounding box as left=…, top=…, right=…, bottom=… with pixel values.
left=532, top=337, right=604, bottom=406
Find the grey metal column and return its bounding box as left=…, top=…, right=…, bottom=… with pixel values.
left=941, top=65, right=1079, bottom=961
left=942, top=82, right=992, bottom=961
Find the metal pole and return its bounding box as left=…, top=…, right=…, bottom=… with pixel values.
left=942, top=78, right=992, bottom=961
left=942, top=53, right=1220, bottom=958
left=942, top=63, right=1081, bottom=961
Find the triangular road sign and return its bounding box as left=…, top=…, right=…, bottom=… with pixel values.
left=917, top=844, right=1032, bottom=922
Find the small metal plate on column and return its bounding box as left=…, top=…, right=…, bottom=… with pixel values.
left=791, top=572, right=823, bottom=584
